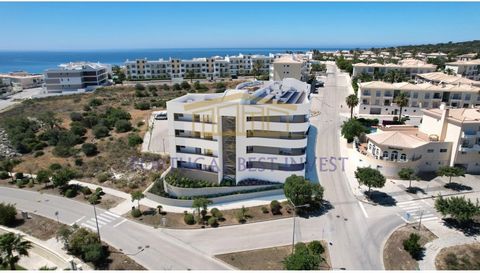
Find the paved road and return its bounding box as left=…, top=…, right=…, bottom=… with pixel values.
left=0, top=187, right=229, bottom=270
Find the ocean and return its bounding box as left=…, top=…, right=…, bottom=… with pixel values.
left=0, top=48, right=344, bottom=73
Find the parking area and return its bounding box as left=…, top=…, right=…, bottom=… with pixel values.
left=141, top=111, right=170, bottom=154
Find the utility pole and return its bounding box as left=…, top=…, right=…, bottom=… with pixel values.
left=92, top=203, right=101, bottom=241
left=288, top=199, right=310, bottom=254
left=418, top=210, right=424, bottom=231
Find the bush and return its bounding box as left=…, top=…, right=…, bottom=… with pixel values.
left=308, top=240, right=325, bottom=255
left=0, top=171, right=9, bottom=180
left=52, top=145, right=73, bottom=157
left=137, top=121, right=145, bottom=127
left=0, top=203, right=17, bottom=226
left=88, top=98, right=102, bottom=107
left=134, top=102, right=151, bottom=110
left=135, top=83, right=145, bottom=91
left=403, top=233, right=423, bottom=259
left=74, top=158, right=83, bottom=166
left=64, top=188, right=77, bottom=198
left=49, top=163, right=62, bottom=171
left=81, top=143, right=98, bottom=157
left=131, top=208, right=142, bottom=218
left=70, top=125, right=87, bottom=137
left=92, top=125, right=109, bottom=139
left=270, top=200, right=281, bottom=215
left=82, top=243, right=106, bottom=265
left=127, top=134, right=143, bottom=147
left=114, top=119, right=132, bottom=133
left=81, top=187, right=92, bottom=196
left=14, top=172, right=24, bottom=180
left=184, top=213, right=195, bottom=225
left=180, top=81, right=190, bottom=90
left=96, top=172, right=109, bottom=183
left=34, top=151, right=44, bottom=157
left=70, top=112, right=83, bottom=122
left=261, top=206, right=269, bottom=214
left=207, top=216, right=218, bottom=227
left=210, top=208, right=223, bottom=219
left=16, top=179, right=28, bottom=188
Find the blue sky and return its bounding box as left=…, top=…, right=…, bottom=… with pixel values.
left=1, top=2, right=479, bottom=50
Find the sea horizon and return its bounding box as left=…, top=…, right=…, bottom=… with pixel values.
left=0, top=47, right=360, bottom=73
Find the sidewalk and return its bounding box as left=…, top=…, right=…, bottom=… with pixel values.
left=0, top=226, right=90, bottom=270
left=418, top=220, right=479, bottom=270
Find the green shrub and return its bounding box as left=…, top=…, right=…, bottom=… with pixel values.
left=270, top=200, right=281, bottom=215
left=403, top=233, right=423, bottom=259
left=74, top=158, right=83, bottom=166
left=96, top=172, right=109, bottom=183
left=115, top=120, right=132, bottom=133
left=81, top=187, right=92, bottom=196
left=208, top=216, right=218, bottom=227
left=134, top=102, right=151, bottom=110
left=135, top=83, right=145, bottom=91
left=131, top=208, right=142, bottom=218
left=137, top=121, right=145, bottom=127
left=92, top=125, right=109, bottom=139
left=0, top=202, right=17, bottom=226
left=88, top=98, right=102, bottom=107
left=81, top=143, right=98, bottom=156
left=15, top=172, right=24, bottom=180
left=49, top=163, right=62, bottom=171
left=184, top=213, right=195, bottom=225
left=308, top=240, right=325, bottom=255
left=64, top=188, right=77, bottom=198
left=70, top=112, right=83, bottom=122
left=0, top=171, right=9, bottom=180
left=34, top=151, right=44, bottom=157
left=210, top=208, right=223, bottom=219
left=16, top=179, right=28, bottom=188
left=261, top=206, right=269, bottom=214
left=128, top=133, right=143, bottom=147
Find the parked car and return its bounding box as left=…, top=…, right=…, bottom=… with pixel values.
left=315, top=81, right=324, bottom=88
left=154, top=111, right=167, bottom=120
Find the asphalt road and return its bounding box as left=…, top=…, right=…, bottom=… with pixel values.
left=0, top=64, right=405, bottom=270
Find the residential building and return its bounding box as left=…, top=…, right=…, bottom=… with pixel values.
left=356, top=106, right=480, bottom=176
left=356, top=81, right=480, bottom=116
left=445, top=59, right=480, bottom=81
left=416, top=72, right=480, bottom=87
left=352, top=59, right=437, bottom=79
left=0, top=71, right=44, bottom=90
left=456, top=53, right=477, bottom=61
left=44, top=62, right=109, bottom=93
left=425, top=52, right=447, bottom=60
left=269, top=55, right=309, bottom=81
left=166, top=78, right=311, bottom=184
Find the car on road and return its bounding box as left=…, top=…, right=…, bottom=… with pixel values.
left=154, top=111, right=167, bottom=120
left=315, top=81, right=324, bottom=88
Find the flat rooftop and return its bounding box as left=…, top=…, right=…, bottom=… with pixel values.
left=446, top=59, right=480, bottom=66
left=359, top=81, right=480, bottom=93
left=353, top=58, right=436, bottom=69
left=423, top=108, right=480, bottom=123
left=416, top=72, right=480, bottom=86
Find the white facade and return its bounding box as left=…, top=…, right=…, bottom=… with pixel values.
left=445, top=59, right=480, bottom=81
left=269, top=55, right=309, bottom=81
left=0, top=71, right=44, bottom=90
left=352, top=59, right=437, bottom=79
left=44, top=62, right=109, bottom=93
left=356, top=81, right=480, bottom=117
left=166, top=78, right=311, bottom=184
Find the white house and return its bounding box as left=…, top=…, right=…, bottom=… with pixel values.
left=166, top=78, right=311, bottom=184
left=352, top=59, right=437, bottom=79
left=44, top=62, right=109, bottom=93
left=445, top=59, right=480, bottom=81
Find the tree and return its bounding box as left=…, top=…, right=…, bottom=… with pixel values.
left=437, top=166, right=465, bottom=184
left=341, top=119, right=368, bottom=143
left=345, top=94, right=359, bottom=119
left=252, top=60, right=263, bottom=80
left=130, top=191, right=145, bottom=209
left=185, top=70, right=195, bottom=83
left=114, top=120, right=132, bottom=133
left=36, top=169, right=51, bottom=187
left=51, top=168, right=75, bottom=189
left=284, top=175, right=313, bottom=208
left=434, top=196, right=480, bottom=225
left=92, top=125, right=109, bottom=139
left=0, top=233, right=32, bottom=270
left=270, top=200, right=281, bottom=215
left=0, top=203, right=17, bottom=226
left=403, top=233, right=423, bottom=259
left=192, top=198, right=212, bottom=222
left=394, top=92, right=409, bottom=121
left=81, top=143, right=98, bottom=157
left=398, top=168, right=417, bottom=189
left=355, top=167, right=386, bottom=195
left=180, top=81, right=190, bottom=90
left=283, top=242, right=321, bottom=270
left=0, top=160, right=17, bottom=182
left=127, top=133, right=143, bottom=147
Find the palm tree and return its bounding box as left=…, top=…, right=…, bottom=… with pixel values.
left=345, top=94, right=359, bottom=119
left=0, top=233, right=32, bottom=270
left=185, top=70, right=195, bottom=83
left=252, top=60, right=263, bottom=80
left=394, top=92, right=409, bottom=121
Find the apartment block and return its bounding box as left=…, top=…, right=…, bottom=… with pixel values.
left=269, top=55, right=309, bottom=81
left=356, top=81, right=480, bottom=116
left=0, top=71, right=44, bottom=90
left=416, top=72, right=480, bottom=87
left=445, top=59, right=480, bottom=81
left=44, top=62, right=109, bottom=93
left=166, top=78, right=311, bottom=184
left=352, top=59, right=437, bottom=79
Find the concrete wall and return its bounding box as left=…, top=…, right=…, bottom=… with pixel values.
left=165, top=182, right=280, bottom=197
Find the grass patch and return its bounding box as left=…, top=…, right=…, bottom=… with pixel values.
left=436, top=243, right=480, bottom=270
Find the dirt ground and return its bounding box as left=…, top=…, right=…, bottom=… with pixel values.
left=126, top=202, right=293, bottom=229
left=0, top=179, right=124, bottom=210
left=215, top=241, right=331, bottom=270
left=383, top=224, right=438, bottom=270
left=105, top=245, right=146, bottom=270
left=436, top=243, right=480, bottom=270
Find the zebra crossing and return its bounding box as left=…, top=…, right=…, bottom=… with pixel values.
left=397, top=200, right=439, bottom=223
left=80, top=211, right=120, bottom=230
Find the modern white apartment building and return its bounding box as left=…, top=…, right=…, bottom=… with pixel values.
left=352, top=59, right=437, bottom=79
left=416, top=72, right=480, bottom=87
left=125, top=54, right=272, bottom=80
left=166, top=78, right=311, bottom=184
left=44, top=62, right=109, bottom=93
left=356, top=81, right=480, bottom=116
left=445, top=59, right=480, bottom=81
left=357, top=106, right=480, bottom=176
left=0, top=71, right=44, bottom=90
left=269, top=55, right=309, bottom=81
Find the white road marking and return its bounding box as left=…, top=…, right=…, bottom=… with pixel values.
left=358, top=201, right=369, bottom=218
left=87, top=218, right=107, bottom=225
left=104, top=211, right=120, bottom=218
left=113, top=219, right=127, bottom=228
left=70, top=216, right=85, bottom=225
left=81, top=222, right=97, bottom=230
left=97, top=215, right=114, bottom=222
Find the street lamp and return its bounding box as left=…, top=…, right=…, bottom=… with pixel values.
left=88, top=195, right=101, bottom=241
left=288, top=199, right=310, bottom=254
